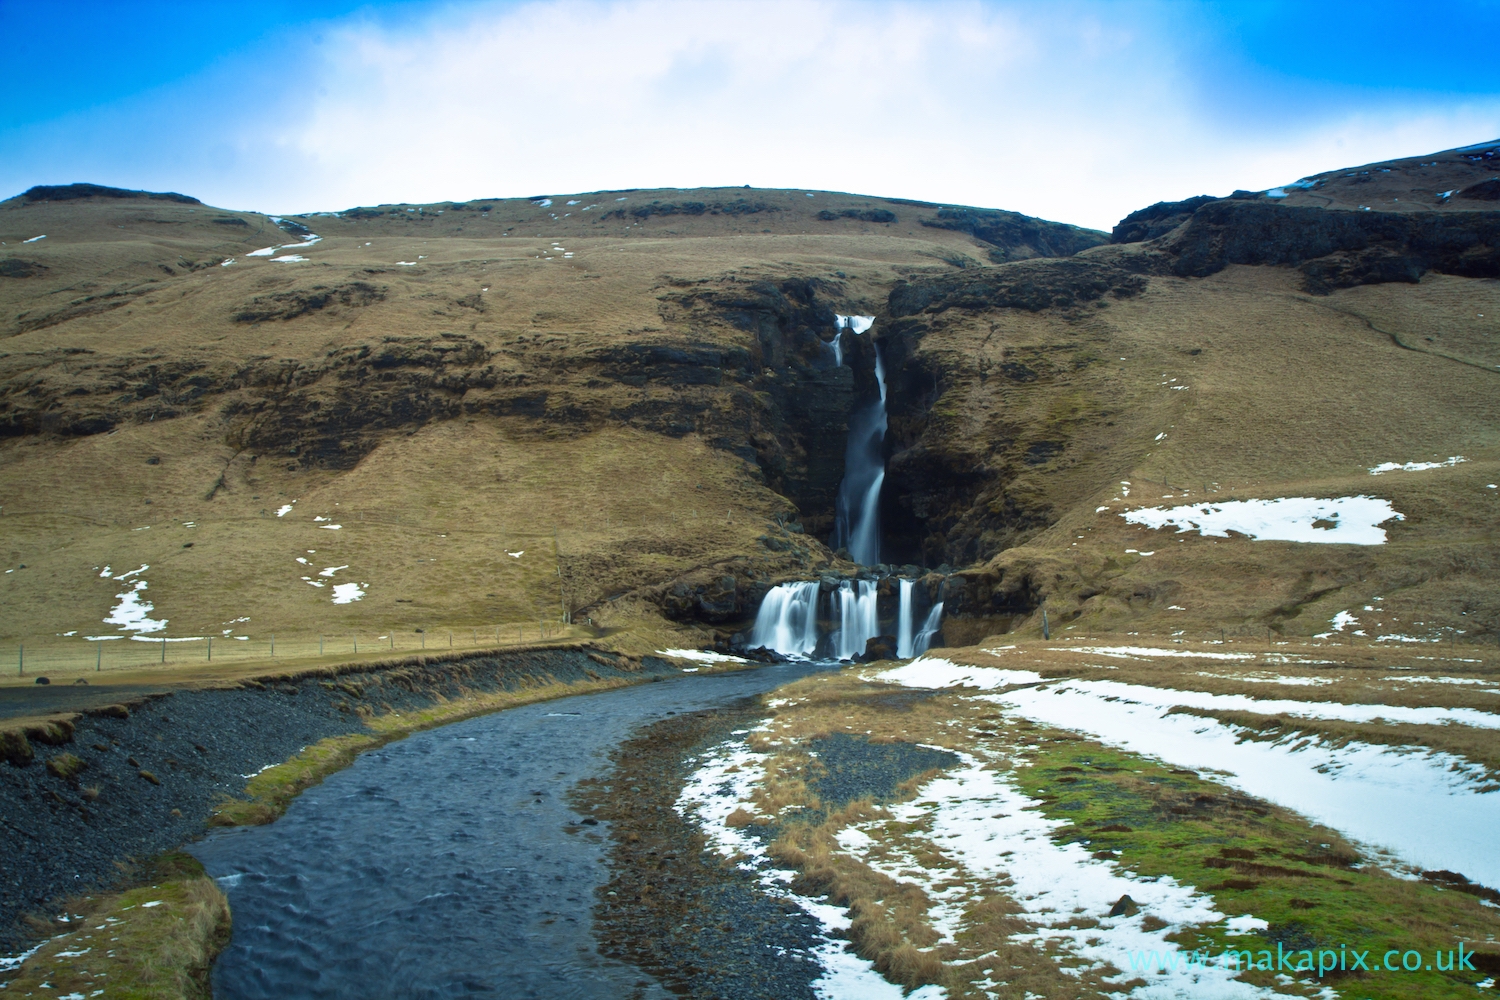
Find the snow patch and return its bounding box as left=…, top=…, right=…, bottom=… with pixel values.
left=677, top=738, right=925, bottom=999
left=840, top=750, right=1270, bottom=997
left=104, top=579, right=167, bottom=634
left=876, top=657, right=1042, bottom=690
left=656, top=648, right=750, bottom=664
left=1122, top=496, right=1403, bottom=545
left=1369, top=456, right=1466, bottom=475
left=331, top=582, right=365, bottom=604
left=989, top=682, right=1500, bottom=887
left=1059, top=646, right=1254, bottom=662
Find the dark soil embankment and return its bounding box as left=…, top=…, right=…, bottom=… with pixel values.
left=0, top=647, right=672, bottom=953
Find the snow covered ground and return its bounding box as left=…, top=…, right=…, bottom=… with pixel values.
left=1121, top=496, right=1403, bottom=545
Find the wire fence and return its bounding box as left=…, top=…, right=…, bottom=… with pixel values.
left=2, top=619, right=591, bottom=683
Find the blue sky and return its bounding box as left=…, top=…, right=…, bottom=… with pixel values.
left=2, top=0, right=1496, bottom=231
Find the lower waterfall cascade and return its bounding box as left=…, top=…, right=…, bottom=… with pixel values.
left=834, top=579, right=879, bottom=661
left=748, top=577, right=943, bottom=661
left=749, top=581, right=821, bottom=657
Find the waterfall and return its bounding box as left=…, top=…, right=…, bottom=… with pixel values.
left=833, top=579, right=880, bottom=660
left=828, top=314, right=874, bottom=370
left=913, top=601, right=944, bottom=657
left=830, top=315, right=886, bottom=566
left=836, top=313, right=874, bottom=335
left=896, top=579, right=915, bottom=658
left=748, top=576, right=888, bottom=661
left=750, top=581, right=820, bottom=656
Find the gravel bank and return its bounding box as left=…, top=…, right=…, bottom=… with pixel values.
left=0, top=647, right=672, bottom=954
left=576, top=701, right=831, bottom=1000
left=577, top=691, right=960, bottom=999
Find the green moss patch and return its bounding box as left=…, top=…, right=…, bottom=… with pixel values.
left=1014, top=732, right=1500, bottom=998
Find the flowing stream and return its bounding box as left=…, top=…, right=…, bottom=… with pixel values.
left=190, top=662, right=833, bottom=1000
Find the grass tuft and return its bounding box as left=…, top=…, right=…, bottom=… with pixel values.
left=1, top=853, right=230, bottom=999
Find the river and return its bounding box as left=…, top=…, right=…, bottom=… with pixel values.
left=190, top=661, right=833, bottom=999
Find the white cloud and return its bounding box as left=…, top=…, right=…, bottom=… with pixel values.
left=5, top=0, right=1498, bottom=230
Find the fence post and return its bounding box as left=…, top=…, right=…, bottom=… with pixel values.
left=207, top=636, right=212, bottom=662
left=161, top=638, right=166, bottom=663
left=353, top=633, right=358, bottom=654
left=389, top=632, right=393, bottom=649
left=271, top=634, right=275, bottom=657
left=1042, top=609, right=1050, bottom=641
left=319, top=635, right=324, bottom=656
left=448, top=632, right=453, bottom=649
left=97, top=641, right=102, bottom=672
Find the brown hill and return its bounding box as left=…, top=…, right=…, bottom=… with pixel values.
left=0, top=144, right=1496, bottom=672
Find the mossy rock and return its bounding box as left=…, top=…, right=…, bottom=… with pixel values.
left=46, top=752, right=86, bottom=781
left=1, top=729, right=34, bottom=767
left=24, top=719, right=75, bottom=746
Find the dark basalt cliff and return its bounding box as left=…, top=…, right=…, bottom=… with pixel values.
left=1156, top=200, right=1500, bottom=291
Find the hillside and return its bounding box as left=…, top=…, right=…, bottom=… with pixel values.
left=0, top=143, right=1497, bottom=677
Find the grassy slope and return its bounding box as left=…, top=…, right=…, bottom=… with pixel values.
left=0, top=188, right=978, bottom=670
left=909, top=261, right=1499, bottom=641
left=0, top=153, right=1497, bottom=679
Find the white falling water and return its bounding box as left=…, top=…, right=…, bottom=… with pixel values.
left=834, top=579, right=881, bottom=660
left=913, top=601, right=944, bottom=657
left=896, top=579, right=916, bottom=659
left=828, top=315, right=871, bottom=368
left=750, top=581, right=821, bottom=656
left=836, top=314, right=875, bottom=335
left=832, top=336, right=887, bottom=566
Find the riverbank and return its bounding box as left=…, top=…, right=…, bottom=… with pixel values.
left=0, top=644, right=681, bottom=958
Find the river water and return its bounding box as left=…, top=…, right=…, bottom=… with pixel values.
left=191, top=661, right=833, bottom=999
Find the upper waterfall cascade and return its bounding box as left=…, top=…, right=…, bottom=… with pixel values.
left=827, top=314, right=871, bottom=366
left=830, top=315, right=885, bottom=567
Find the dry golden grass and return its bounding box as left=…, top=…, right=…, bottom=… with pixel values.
left=3, top=854, right=230, bottom=999
left=903, top=262, right=1499, bottom=639
left=0, top=187, right=971, bottom=668
left=2, top=184, right=1497, bottom=673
